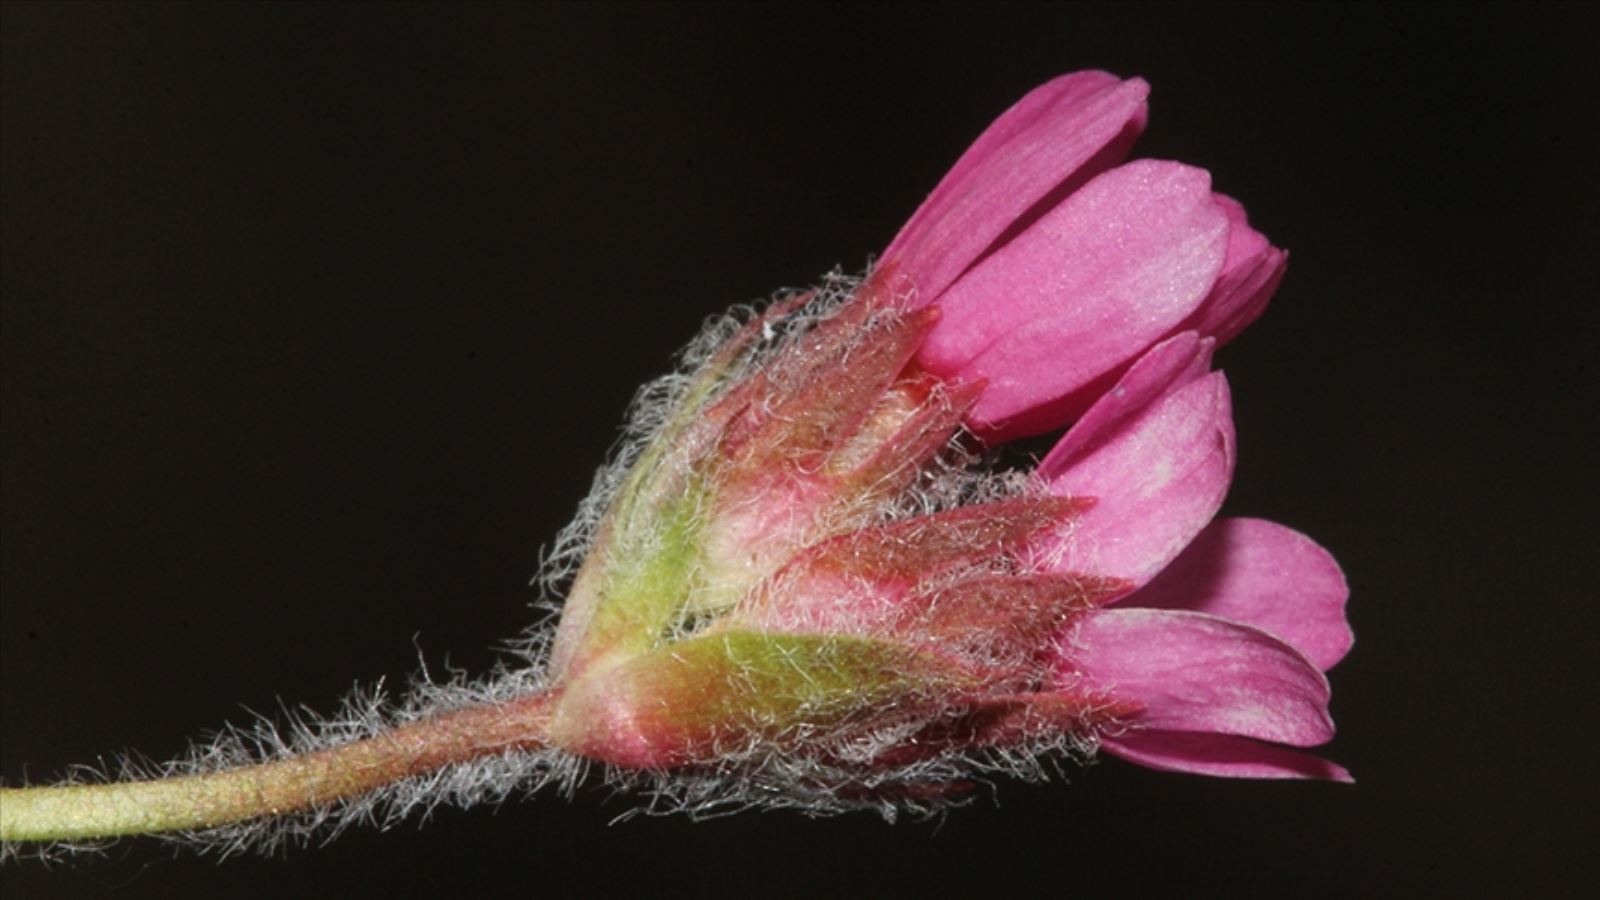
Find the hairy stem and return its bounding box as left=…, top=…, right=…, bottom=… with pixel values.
left=0, top=691, right=555, bottom=844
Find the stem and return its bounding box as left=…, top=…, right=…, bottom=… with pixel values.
left=0, top=691, right=555, bottom=844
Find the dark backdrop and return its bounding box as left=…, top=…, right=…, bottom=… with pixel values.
left=3, top=3, right=1594, bottom=897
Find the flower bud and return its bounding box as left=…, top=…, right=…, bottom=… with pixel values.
left=536, top=70, right=1349, bottom=804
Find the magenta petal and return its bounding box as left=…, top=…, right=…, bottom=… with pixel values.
left=1038, top=363, right=1234, bottom=587
left=1040, top=331, right=1213, bottom=468
left=1125, top=517, right=1353, bottom=670
left=1101, top=731, right=1353, bottom=782
left=919, top=161, right=1230, bottom=439
left=1065, top=608, right=1335, bottom=747
left=884, top=71, right=1149, bottom=307
left=1176, top=195, right=1289, bottom=345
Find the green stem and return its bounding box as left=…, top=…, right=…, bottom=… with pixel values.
left=0, top=691, right=555, bottom=844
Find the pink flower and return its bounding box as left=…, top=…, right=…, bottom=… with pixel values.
left=544, top=71, right=1349, bottom=797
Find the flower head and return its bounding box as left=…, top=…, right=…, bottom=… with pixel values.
left=541, top=71, right=1350, bottom=808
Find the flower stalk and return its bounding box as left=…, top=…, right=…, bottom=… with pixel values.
left=0, top=692, right=554, bottom=843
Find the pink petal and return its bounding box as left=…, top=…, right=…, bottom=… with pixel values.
left=918, top=161, right=1231, bottom=440
left=884, top=71, right=1150, bottom=307
left=1125, top=517, right=1353, bottom=670
left=1038, top=361, right=1234, bottom=587
left=1064, top=608, right=1335, bottom=747
left=1101, top=731, right=1352, bottom=782
left=1175, top=195, right=1288, bottom=345
left=1040, top=331, right=1213, bottom=466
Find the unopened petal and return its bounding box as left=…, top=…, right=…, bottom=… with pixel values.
left=1124, top=517, right=1353, bottom=670
left=1175, top=195, right=1288, bottom=345
left=919, top=160, right=1230, bottom=440
left=1040, top=331, right=1213, bottom=466
left=1064, top=608, right=1335, bottom=747
left=1101, top=731, right=1352, bottom=782
left=1039, top=364, right=1234, bottom=587
left=884, top=71, right=1149, bottom=307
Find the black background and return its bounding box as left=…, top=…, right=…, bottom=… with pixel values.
left=3, top=3, right=1595, bottom=897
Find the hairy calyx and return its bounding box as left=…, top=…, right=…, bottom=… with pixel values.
left=1, top=273, right=1126, bottom=855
